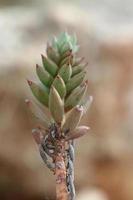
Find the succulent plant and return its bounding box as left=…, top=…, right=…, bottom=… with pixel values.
left=26, top=32, right=92, bottom=200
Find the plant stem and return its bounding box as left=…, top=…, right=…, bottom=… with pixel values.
left=55, top=139, right=68, bottom=200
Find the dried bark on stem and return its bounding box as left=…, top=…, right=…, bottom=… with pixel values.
left=55, top=139, right=68, bottom=200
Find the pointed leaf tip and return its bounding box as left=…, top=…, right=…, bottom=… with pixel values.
left=36, top=64, right=39, bottom=68
left=66, top=125, right=90, bottom=141
left=25, top=99, right=30, bottom=105
left=76, top=105, right=84, bottom=112
left=26, top=99, right=50, bottom=128
left=27, top=79, right=32, bottom=86
left=41, top=54, right=45, bottom=59
left=32, top=128, right=43, bottom=144
left=84, top=80, right=88, bottom=85
left=28, top=81, right=49, bottom=107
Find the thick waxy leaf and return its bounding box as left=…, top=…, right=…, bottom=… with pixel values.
left=66, top=126, right=90, bottom=141
left=72, top=63, right=87, bottom=77
left=65, top=82, right=87, bottom=110
left=73, top=57, right=84, bottom=67
left=36, top=64, right=53, bottom=87
left=51, top=36, right=58, bottom=50
left=58, top=64, right=72, bottom=83
left=32, top=128, right=43, bottom=144
left=80, top=95, right=93, bottom=114
left=46, top=44, right=60, bottom=64
left=62, top=105, right=84, bottom=132
left=41, top=55, right=58, bottom=76
left=27, top=80, right=49, bottom=107
left=52, top=75, right=66, bottom=98
left=66, top=71, right=86, bottom=94
left=60, top=42, right=72, bottom=55
left=61, top=49, right=72, bottom=60
left=25, top=99, right=50, bottom=128
left=60, top=54, right=73, bottom=67
left=49, top=86, right=64, bottom=124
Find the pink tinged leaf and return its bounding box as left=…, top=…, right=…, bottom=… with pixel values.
left=32, top=128, right=43, bottom=144
left=66, top=126, right=90, bottom=141
left=25, top=99, right=50, bottom=128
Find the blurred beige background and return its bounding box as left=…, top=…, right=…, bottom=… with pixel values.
left=0, top=0, right=133, bottom=199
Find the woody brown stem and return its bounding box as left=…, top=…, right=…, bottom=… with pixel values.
left=55, top=139, right=68, bottom=200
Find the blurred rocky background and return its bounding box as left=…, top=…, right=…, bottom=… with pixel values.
left=0, top=0, right=133, bottom=199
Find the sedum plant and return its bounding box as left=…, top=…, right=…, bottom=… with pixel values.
left=26, top=32, right=92, bottom=200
